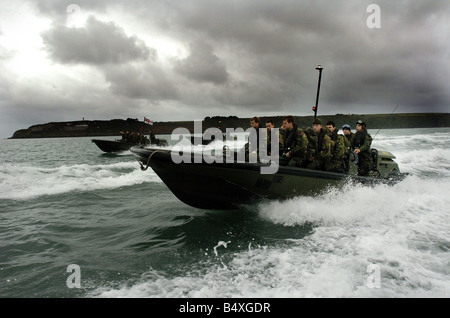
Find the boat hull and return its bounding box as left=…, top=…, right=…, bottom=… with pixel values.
left=92, top=139, right=168, bottom=153
left=92, top=139, right=137, bottom=153
left=131, top=147, right=397, bottom=210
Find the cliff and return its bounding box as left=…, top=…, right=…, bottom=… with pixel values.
left=9, top=113, right=450, bottom=139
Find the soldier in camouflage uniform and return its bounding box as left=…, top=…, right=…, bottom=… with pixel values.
left=306, top=118, right=334, bottom=170
left=281, top=115, right=308, bottom=167
left=351, top=120, right=373, bottom=176
left=325, top=121, right=347, bottom=172
left=265, top=119, right=284, bottom=156
left=342, top=124, right=354, bottom=145
left=341, top=124, right=353, bottom=172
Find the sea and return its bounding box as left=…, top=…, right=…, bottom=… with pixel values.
left=0, top=127, right=449, bottom=299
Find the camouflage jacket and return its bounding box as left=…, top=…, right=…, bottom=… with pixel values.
left=283, top=124, right=308, bottom=160
left=352, top=130, right=372, bottom=153
left=317, top=128, right=333, bottom=160
left=344, top=132, right=354, bottom=147
left=343, top=133, right=351, bottom=149
left=330, top=131, right=346, bottom=160
left=333, top=134, right=347, bottom=160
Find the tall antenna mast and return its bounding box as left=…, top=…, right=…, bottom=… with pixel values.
left=313, top=65, right=323, bottom=119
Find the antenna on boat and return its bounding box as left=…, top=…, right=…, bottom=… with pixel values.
left=313, top=65, right=323, bottom=119
left=373, top=104, right=399, bottom=140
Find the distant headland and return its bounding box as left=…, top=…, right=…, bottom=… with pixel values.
left=9, top=113, right=450, bottom=139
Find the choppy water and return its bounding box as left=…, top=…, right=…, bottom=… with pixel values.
left=0, top=128, right=449, bottom=298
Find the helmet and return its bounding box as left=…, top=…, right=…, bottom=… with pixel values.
left=342, top=124, right=351, bottom=130
left=356, top=120, right=366, bottom=126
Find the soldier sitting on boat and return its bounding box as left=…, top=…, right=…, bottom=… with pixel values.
left=120, top=131, right=150, bottom=145
left=342, top=124, right=354, bottom=145
left=341, top=124, right=354, bottom=173
left=281, top=115, right=308, bottom=167
left=120, top=131, right=130, bottom=142
left=240, top=116, right=261, bottom=161
left=306, top=118, right=334, bottom=171
left=265, top=119, right=284, bottom=156
left=351, top=120, right=373, bottom=176
left=324, top=121, right=347, bottom=173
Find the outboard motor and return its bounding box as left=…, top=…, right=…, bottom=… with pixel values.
left=371, top=149, right=402, bottom=178
left=369, top=149, right=381, bottom=177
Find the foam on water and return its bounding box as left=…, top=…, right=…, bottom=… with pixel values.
left=0, top=161, right=162, bottom=200
left=92, top=174, right=449, bottom=298
left=372, top=130, right=450, bottom=178
left=2, top=129, right=448, bottom=298
left=90, top=129, right=450, bottom=298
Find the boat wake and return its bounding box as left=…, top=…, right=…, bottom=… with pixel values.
left=90, top=174, right=450, bottom=298
left=0, top=162, right=162, bottom=200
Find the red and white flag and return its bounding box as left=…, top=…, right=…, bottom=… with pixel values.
left=144, top=117, right=154, bottom=125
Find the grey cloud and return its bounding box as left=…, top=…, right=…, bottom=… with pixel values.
left=42, top=16, right=153, bottom=65
left=160, top=0, right=450, bottom=113
left=2, top=0, right=450, bottom=139
left=102, top=63, right=179, bottom=101
left=33, top=0, right=108, bottom=19
left=175, top=41, right=229, bottom=85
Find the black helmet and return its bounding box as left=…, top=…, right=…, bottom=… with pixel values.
left=356, top=120, right=366, bottom=126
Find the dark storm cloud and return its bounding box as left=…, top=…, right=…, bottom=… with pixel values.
left=2, top=0, right=449, bottom=139
left=157, top=0, right=450, bottom=114
left=33, top=0, right=450, bottom=115
left=175, top=41, right=229, bottom=85
left=102, top=63, right=179, bottom=101
left=42, top=16, right=153, bottom=65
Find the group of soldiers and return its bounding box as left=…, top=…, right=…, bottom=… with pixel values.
left=247, top=116, right=373, bottom=176
left=120, top=131, right=153, bottom=145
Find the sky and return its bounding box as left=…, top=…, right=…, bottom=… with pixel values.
left=1, top=0, right=449, bottom=138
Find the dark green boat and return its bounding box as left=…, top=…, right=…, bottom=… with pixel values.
left=92, top=138, right=168, bottom=153
left=131, top=146, right=406, bottom=210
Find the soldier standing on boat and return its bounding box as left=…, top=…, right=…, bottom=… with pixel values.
left=306, top=118, right=333, bottom=170
left=351, top=120, right=373, bottom=176
left=325, top=121, right=347, bottom=172
left=149, top=131, right=157, bottom=144
left=281, top=115, right=308, bottom=167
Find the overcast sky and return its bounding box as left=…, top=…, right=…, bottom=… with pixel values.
left=1, top=0, right=449, bottom=138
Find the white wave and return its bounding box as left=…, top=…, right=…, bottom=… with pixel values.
left=92, top=175, right=450, bottom=298
left=395, top=148, right=450, bottom=177
left=0, top=161, right=161, bottom=200
left=258, top=175, right=449, bottom=226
